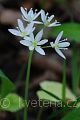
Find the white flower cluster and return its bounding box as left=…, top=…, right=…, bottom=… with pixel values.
left=8, top=7, right=70, bottom=59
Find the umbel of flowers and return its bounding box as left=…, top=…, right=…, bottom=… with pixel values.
left=8, top=7, right=70, bottom=120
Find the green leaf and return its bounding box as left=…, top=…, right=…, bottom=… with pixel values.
left=37, top=81, right=76, bottom=102
left=61, top=108, right=80, bottom=120
left=49, top=23, right=80, bottom=42
left=1, top=94, right=24, bottom=112
left=48, top=97, right=80, bottom=120
left=0, top=70, right=15, bottom=98
left=42, top=89, right=61, bottom=101
left=37, top=90, right=60, bottom=102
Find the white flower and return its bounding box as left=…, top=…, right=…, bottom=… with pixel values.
left=20, top=7, right=42, bottom=24
left=20, top=29, right=48, bottom=55
left=8, top=19, right=35, bottom=38
left=50, top=31, right=70, bottom=59
left=41, top=10, right=61, bottom=27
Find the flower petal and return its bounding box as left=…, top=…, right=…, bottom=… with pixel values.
left=29, top=46, right=34, bottom=50
left=55, top=31, right=63, bottom=43
left=59, top=48, right=68, bottom=50
left=30, top=33, right=34, bottom=41
left=50, top=42, right=54, bottom=48
left=32, top=27, right=35, bottom=32
left=20, top=7, right=27, bottom=19
left=33, top=21, right=43, bottom=24
left=41, top=10, right=46, bottom=23
left=55, top=48, right=66, bottom=59
left=49, top=22, right=61, bottom=27
left=8, top=29, right=21, bottom=36
left=28, top=8, right=33, bottom=17
left=25, top=22, right=34, bottom=34
left=30, top=10, right=34, bottom=19
left=24, top=36, right=31, bottom=40
left=59, top=42, right=70, bottom=47
left=35, top=46, right=45, bottom=55
left=20, top=39, right=31, bottom=46
left=17, top=19, right=24, bottom=31
left=22, top=15, right=28, bottom=21
left=27, top=27, right=35, bottom=35
left=35, top=29, right=43, bottom=41
left=38, top=39, right=48, bottom=45
left=33, top=10, right=41, bottom=20
left=48, top=15, right=54, bottom=22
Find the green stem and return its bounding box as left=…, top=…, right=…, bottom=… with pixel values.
left=62, top=60, right=66, bottom=101
left=16, top=65, right=26, bottom=120
left=0, top=97, right=1, bottom=111
left=23, top=50, right=33, bottom=120
left=37, top=107, right=44, bottom=120
left=42, top=46, right=51, bottom=49
left=72, top=45, right=78, bottom=95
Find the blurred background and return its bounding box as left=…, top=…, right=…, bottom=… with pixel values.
left=0, top=0, right=80, bottom=120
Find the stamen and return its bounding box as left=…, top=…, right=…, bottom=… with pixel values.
left=35, top=9, right=37, bottom=14
left=59, top=39, right=67, bottom=43
left=25, top=8, right=27, bottom=10
left=21, top=32, right=27, bottom=37
left=16, top=27, right=19, bottom=31
left=35, top=9, right=37, bottom=12
left=46, top=12, right=49, bottom=16
left=32, top=40, right=38, bottom=47
left=55, top=20, right=57, bottom=22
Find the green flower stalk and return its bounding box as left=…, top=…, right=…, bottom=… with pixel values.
left=24, top=51, right=33, bottom=120
left=62, top=60, right=66, bottom=101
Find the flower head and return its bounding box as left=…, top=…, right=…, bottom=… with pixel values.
left=8, top=19, right=35, bottom=38
left=50, top=31, right=70, bottom=59
left=20, top=7, right=42, bottom=24
left=41, top=10, right=61, bottom=27
left=20, top=29, right=48, bottom=55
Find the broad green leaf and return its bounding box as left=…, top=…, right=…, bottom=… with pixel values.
left=37, top=81, right=76, bottom=102
left=37, top=90, right=60, bottom=102
left=48, top=97, right=80, bottom=120
left=61, top=108, right=80, bottom=120
left=0, top=70, right=15, bottom=98
left=1, top=94, right=24, bottom=112
left=42, top=89, right=61, bottom=101
left=49, top=23, right=80, bottom=42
